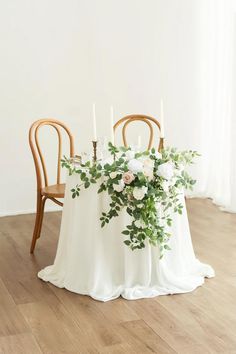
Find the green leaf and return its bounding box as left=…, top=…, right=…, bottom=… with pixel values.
left=80, top=172, right=86, bottom=180
left=124, top=240, right=131, bottom=246
left=84, top=181, right=90, bottom=189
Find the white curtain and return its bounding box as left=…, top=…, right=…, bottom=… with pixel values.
left=192, top=0, right=236, bottom=212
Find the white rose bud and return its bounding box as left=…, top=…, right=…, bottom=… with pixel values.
left=137, top=203, right=144, bottom=208
left=110, top=171, right=118, bottom=179
left=113, top=179, right=125, bottom=192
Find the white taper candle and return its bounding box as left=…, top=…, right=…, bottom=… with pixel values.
left=93, top=103, right=97, bottom=141
left=138, top=135, right=141, bottom=149
left=110, top=106, right=115, bottom=145
left=160, top=99, right=165, bottom=138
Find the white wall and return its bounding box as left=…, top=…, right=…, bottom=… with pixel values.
left=0, top=0, right=201, bottom=216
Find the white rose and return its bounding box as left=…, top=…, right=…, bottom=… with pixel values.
left=125, top=150, right=135, bottom=161
left=110, top=172, right=118, bottom=179
left=133, top=186, right=148, bottom=200
left=134, top=219, right=145, bottom=229
left=142, top=158, right=154, bottom=169
left=113, top=179, right=125, bottom=192
left=157, top=162, right=174, bottom=180
left=127, top=159, right=144, bottom=174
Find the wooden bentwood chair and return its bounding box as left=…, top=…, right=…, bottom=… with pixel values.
left=113, top=114, right=164, bottom=151
left=29, top=119, right=74, bottom=253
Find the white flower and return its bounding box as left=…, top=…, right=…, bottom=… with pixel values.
left=143, top=167, right=154, bottom=181
left=162, top=180, right=170, bottom=192
left=127, top=159, right=144, bottom=174
left=134, top=219, right=145, bottom=229
left=142, top=158, right=154, bottom=169
left=125, top=150, right=135, bottom=161
left=113, top=179, right=125, bottom=192
left=137, top=203, right=144, bottom=208
left=155, top=151, right=162, bottom=159
left=133, top=186, right=148, bottom=200
left=110, top=172, right=118, bottom=179
left=157, top=162, right=174, bottom=180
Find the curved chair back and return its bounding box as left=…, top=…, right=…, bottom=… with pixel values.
left=29, top=119, right=74, bottom=191
left=114, top=114, right=164, bottom=151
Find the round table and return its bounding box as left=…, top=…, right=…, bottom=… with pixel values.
left=38, top=173, right=214, bottom=302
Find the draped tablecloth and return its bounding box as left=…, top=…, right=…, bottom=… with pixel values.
left=38, top=173, right=215, bottom=302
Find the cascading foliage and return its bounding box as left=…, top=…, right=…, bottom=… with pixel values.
left=62, top=143, right=199, bottom=258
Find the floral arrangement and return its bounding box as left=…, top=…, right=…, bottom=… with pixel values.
left=62, top=144, right=198, bottom=257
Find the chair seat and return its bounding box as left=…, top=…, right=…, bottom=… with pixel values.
left=41, top=183, right=65, bottom=198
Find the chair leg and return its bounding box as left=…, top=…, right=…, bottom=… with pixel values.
left=37, top=197, right=47, bottom=239
left=30, top=194, right=45, bottom=253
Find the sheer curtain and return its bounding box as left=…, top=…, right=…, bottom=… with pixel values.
left=192, top=0, right=236, bottom=212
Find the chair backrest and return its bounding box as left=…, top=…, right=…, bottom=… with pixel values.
left=113, top=114, right=163, bottom=150
left=29, top=119, right=74, bottom=190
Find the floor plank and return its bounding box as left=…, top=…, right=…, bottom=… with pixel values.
left=0, top=278, right=30, bottom=338
left=0, top=333, right=42, bottom=354
left=18, top=300, right=96, bottom=353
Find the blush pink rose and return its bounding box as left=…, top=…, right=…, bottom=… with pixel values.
left=122, top=171, right=135, bottom=185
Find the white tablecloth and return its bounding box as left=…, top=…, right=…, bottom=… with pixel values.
left=38, top=173, right=215, bottom=301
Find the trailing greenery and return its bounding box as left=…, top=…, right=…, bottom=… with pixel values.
left=61, top=143, right=199, bottom=257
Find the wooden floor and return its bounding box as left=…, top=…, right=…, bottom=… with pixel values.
left=0, top=199, right=236, bottom=354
